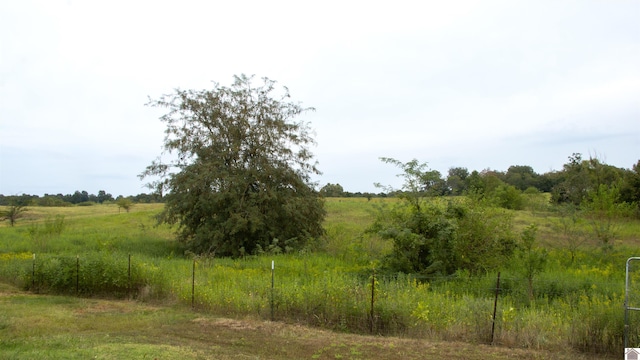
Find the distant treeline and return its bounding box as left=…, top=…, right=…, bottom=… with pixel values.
left=321, top=154, right=640, bottom=211
left=0, top=191, right=164, bottom=207
left=2, top=153, right=639, bottom=210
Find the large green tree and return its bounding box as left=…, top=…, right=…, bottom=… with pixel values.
left=140, top=75, right=325, bottom=256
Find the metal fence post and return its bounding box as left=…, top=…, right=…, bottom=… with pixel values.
left=32, top=253, right=36, bottom=292
left=76, top=255, right=80, bottom=295
left=192, top=258, right=196, bottom=309
left=370, top=269, right=376, bottom=333
left=128, top=254, right=131, bottom=297
left=491, top=272, right=501, bottom=345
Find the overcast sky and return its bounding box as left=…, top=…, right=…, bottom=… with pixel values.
left=1, top=0, right=639, bottom=196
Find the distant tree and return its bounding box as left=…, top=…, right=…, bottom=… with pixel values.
left=463, top=169, right=509, bottom=205
left=130, top=193, right=164, bottom=203
left=465, top=170, right=485, bottom=196
left=38, top=195, right=71, bottom=207
left=552, top=153, right=629, bottom=207
left=537, top=170, right=563, bottom=193
left=446, top=167, right=469, bottom=195
left=1, top=203, right=28, bottom=226
left=70, top=190, right=90, bottom=204
left=97, top=190, right=114, bottom=204
left=551, top=153, right=590, bottom=205
left=504, top=165, right=539, bottom=191
left=422, top=169, right=448, bottom=196
left=480, top=169, right=505, bottom=195
left=320, top=183, right=345, bottom=197
left=620, top=160, right=640, bottom=208
left=140, top=74, right=325, bottom=256
left=585, top=157, right=625, bottom=190
left=116, top=198, right=134, bottom=213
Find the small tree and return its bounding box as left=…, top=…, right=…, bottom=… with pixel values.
left=452, top=200, right=516, bottom=274
left=586, top=184, right=620, bottom=252
left=116, top=198, right=134, bottom=213
left=375, top=158, right=433, bottom=212
left=1, top=203, right=28, bottom=226
left=553, top=204, right=587, bottom=263
left=517, top=224, right=547, bottom=301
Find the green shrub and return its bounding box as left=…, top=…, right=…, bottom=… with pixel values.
left=492, top=184, right=525, bottom=210
left=0, top=252, right=33, bottom=288
left=25, top=252, right=148, bottom=297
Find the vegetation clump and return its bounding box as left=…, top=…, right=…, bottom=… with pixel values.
left=370, top=158, right=516, bottom=276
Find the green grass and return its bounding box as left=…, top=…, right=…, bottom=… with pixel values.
left=0, top=204, right=175, bottom=256
left=0, top=283, right=613, bottom=360
left=0, top=199, right=638, bottom=358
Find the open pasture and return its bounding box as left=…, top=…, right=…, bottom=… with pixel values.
left=0, top=198, right=638, bottom=358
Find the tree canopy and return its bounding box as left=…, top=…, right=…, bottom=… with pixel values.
left=140, top=75, right=325, bottom=257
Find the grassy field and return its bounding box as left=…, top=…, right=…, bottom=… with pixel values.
left=0, top=198, right=638, bottom=358
left=0, top=283, right=614, bottom=359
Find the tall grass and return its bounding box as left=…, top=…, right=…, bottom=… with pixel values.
left=0, top=199, right=638, bottom=356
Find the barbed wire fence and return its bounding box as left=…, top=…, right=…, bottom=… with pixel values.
left=2, top=252, right=634, bottom=351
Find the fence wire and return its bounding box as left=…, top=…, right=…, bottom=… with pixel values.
left=0, top=252, right=632, bottom=351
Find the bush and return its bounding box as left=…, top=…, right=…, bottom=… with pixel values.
left=76, top=201, right=96, bottom=207
left=373, top=199, right=516, bottom=276
left=26, top=253, right=148, bottom=297
left=491, top=184, right=525, bottom=210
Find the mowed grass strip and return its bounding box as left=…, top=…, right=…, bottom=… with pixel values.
left=0, top=283, right=613, bottom=360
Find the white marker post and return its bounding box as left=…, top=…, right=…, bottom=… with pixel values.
left=32, top=253, right=36, bottom=291
left=271, top=260, right=275, bottom=321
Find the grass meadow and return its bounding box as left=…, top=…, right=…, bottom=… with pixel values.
left=1, top=197, right=638, bottom=358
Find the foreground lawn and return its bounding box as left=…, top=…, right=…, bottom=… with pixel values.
left=0, top=283, right=614, bottom=360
